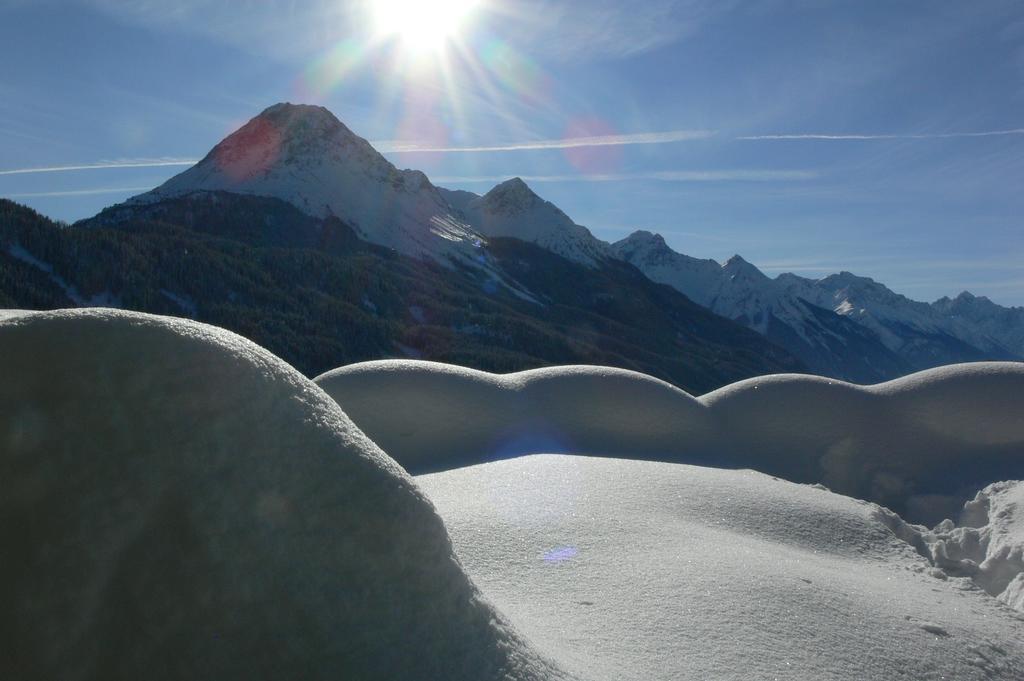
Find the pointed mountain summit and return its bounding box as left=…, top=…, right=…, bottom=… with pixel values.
left=480, top=177, right=540, bottom=214
left=611, top=231, right=724, bottom=308
left=441, top=178, right=610, bottom=266
left=611, top=230, right=670, bottom=256
left=722, top=254, right=769, bottom=283
left=130, top=103, right=484, bottom=264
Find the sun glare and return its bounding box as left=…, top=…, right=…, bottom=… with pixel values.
left=372, top=0, right=480, bottom=52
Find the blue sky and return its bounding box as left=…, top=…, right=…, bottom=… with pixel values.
left=1, top=0, right=1023, bottom=304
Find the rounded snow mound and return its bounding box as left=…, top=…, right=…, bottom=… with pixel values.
left=703, top=363, right=1024, bottom=522
left=317, top=360, right=1024, bottom=523
left=878, top=362, right=1024, bottom=446
left=0, top=310, right=564, bottom=681
left=314, top=360, right=712, bottom=472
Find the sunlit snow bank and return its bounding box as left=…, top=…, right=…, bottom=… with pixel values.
left=315, top=360, right=1024, bottom=523
left=0, top=309, right=564, bottom=681
left=419, top=456, right=1024, bottom=680
left=916, top=481, right=1024, bottom=611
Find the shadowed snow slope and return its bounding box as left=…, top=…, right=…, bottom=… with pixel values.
left=0, top=310, right=565, bottom=681
left=419, top=456, right=1024, bottom=680
left=315, top=360, right=1024, bottom=523
left=315, top=361, right=712, bottom=472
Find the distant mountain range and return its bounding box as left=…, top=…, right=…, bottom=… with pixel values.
left=0, top=104, right=800, bottom=393
left=2, top=102, right=1021, bottom=385
left=612, top=232, right=1024, bottom=381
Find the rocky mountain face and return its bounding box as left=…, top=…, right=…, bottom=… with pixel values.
left=613, top=231, right=1022, bottom=381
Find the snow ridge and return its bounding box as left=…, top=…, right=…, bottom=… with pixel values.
left=316, top=360, right=1024, bottom=526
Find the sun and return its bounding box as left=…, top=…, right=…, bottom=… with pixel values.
left=372, top=0, right=481, bottom=52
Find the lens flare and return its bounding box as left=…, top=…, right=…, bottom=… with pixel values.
left=542, top=546, right=579, bottom=563
left=302, top=39, right=363, bottom=100
left=212, top=116, right=282, bottom=182
left=562, top=118, right=624, bottom=174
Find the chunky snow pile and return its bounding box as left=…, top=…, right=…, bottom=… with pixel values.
left=921, top=481, right=1024, bottom=611
left=0, top=309, right=564, bottom=681
left=315, top=361, right=1024, bottom=523
left=314, top=361, right=713, bottom=472
left=419, top=456, right=1024, bottom=681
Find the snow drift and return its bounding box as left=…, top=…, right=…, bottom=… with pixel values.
left=919, top=481, right=1024, bottom=611
left=5, top=309, right=1022, bottom=681
left=419, top=456, right=1024, bottom=680
left=315, top=360, right=1024, bottom=523
left=0, top=309, right=564, bottom=681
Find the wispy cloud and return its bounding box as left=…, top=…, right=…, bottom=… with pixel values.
left=506, top=0, right=738, bottom=62
left=758, top=253, right=1024, bottom=274
left=738, top=129, right=1024, bottom=140
left=377, top=129, right=714, bottom=153
left=69, top=0, right=356, bottom=61
left=0, top=158, right=198, bottom=176
left=435, top=169, right=817, bottom=184
left=3, top=186, right=153, bottom=198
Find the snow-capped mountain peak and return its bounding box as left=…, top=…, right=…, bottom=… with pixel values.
left=480, top=177, right=539, bottom=214
left=722, top=254, right=768, bottom=282
left=613, top=230, right=672, bottom=257
left=128, top=103, right=485, bottom=265
left=440, top=178, right=611, bottom=266
left=611, top=231, right=724, bottom=306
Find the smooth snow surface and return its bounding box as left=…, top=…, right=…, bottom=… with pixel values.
left=316, top=360, right=1024, bottom=523
left=419, top=456, right=1024, bottom=681
left=0, top=309, right=564, bottom=681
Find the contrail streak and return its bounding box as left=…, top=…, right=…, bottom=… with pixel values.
left=376, top=130, right=715, bottom=153
left=4, top=186, right=154, bottom=198
left=737, top=129, right=1024, bottom=140
left=0, top=159, right=198, bottom=176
